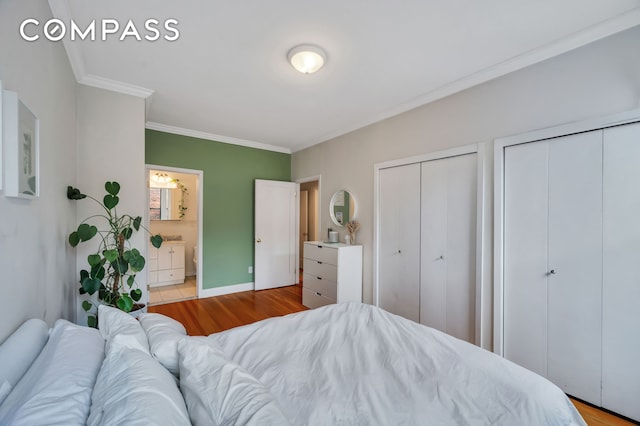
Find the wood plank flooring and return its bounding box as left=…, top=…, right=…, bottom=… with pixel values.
left=150, top=284, right=634, bottom=425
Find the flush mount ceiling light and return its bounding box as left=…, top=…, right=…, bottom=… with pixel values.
left=150, top=172, right=177, bottom=189
left=287, top=44, right=326, bottom=74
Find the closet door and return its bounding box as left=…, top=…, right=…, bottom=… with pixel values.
left=546, top=131, right=602, bottom=404
left=503, top=141, right=549, bottom=378
left=420, top=153, right=477, bottom=343
left=504, top=132, right=602, bottom=401
left=602, top=122, right=640, bottom=421
left=378, top=164, right=421, bottom=321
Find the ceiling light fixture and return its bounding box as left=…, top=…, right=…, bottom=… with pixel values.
left=150, top=172, right=177, bottom=189
left=288, top=44, right=326, bottom=74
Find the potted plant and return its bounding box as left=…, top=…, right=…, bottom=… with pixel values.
left=67, top=181, right=163, bottom=327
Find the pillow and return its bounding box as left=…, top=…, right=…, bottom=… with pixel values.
left=138, top=313, right=187, bottom=376
left=0, top=320, right=104, bottom=425
left=178, top=338, right=291, bottom=426
left=0, top=380, right=11, bottom=406
left=87, top=341, right=190, bottom=426
left=98, top=305, right=149, bottom=354
left=0, top=318, right=49, bottom=392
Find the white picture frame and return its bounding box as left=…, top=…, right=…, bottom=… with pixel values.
left=2, top=90, right=39, bottom=199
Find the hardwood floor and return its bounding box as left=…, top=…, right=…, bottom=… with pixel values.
left=150, top=285, right=634, bottom=425
left=149, top=283, right=307, bottom=335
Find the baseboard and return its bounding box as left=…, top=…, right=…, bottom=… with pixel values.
left=199, top=282, right=254, bottom=298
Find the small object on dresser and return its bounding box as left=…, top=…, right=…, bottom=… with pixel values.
left=346, top=220, right=360, bottom=245
left=329, top=231, right=339, bottom=243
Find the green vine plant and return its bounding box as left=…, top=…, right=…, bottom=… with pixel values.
left=172, top=178, right=188, bottom=219
left=67, top=182, right=163, bottom=327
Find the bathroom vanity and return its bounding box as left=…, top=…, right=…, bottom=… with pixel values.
left=148, top=241, right=185, bottom=287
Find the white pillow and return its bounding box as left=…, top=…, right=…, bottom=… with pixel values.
left=98, top=305, right=149, bottom=354
left=0, top=318, right=49, bottom=389
left=0, top=380, right=11, bottom=406
left=0, top=320, right=104, bottom=425
left=178, top=338, right=291, bottom=426
left=138, top=313, right=187, bottom=376
left=87, top=343, right=190, bottom=426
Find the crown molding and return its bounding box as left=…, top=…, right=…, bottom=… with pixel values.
left=294, top=7, right=640, bottom=152
left=145, top=122, right=292, bottom=154
left=78, top=74, right=155, bottom=99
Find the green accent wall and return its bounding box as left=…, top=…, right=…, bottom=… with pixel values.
left=146, top=129, right=291, bottom=289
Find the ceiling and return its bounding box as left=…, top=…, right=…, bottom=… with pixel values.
left=49, top=0, right=640, bottom=153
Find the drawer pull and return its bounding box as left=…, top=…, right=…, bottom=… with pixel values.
left=316, top=276, right=322, bottom=280
left=315, top=292, right=321, bottom=296
left=317, top=261, right=322, bottom=264
left=317, top=245, right=322, bottom=248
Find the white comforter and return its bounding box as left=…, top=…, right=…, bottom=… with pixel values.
left=207, top=303, right=585, bottom=425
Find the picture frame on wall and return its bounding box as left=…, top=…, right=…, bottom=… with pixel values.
left=2, top=89, right=39, bottom=199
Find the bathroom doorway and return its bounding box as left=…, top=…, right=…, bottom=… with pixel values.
left=297, top=177, right=321, bottom=279
left=146, top=165, right=203, bottom=306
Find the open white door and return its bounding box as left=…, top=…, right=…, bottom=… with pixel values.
left=255, top=179, right=298, bottom=290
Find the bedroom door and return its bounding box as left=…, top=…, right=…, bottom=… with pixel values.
left=377, top=163, right=421, bottom=321
left=255, top=180, right=298, bottom=291
left=420, top=153, right=477, bottom=343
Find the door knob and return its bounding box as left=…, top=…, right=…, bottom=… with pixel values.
left=547, top=269, right=556, bottom=276
left=256, top=238, right=262, bottom=243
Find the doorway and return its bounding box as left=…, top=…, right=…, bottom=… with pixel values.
left=297, top=177, right=321, bottom=279
left=146, top=165, right=203, bottom=306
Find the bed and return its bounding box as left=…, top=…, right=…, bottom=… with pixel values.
left=0, top=302, right=585, bottom=425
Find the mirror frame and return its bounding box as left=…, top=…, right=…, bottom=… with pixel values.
left=329, top=190, right=357, bottom=227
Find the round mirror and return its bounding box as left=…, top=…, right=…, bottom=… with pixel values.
left=329, top=190, right=357, bottom=227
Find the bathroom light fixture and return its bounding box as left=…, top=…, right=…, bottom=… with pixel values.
left=287, top=44, right=326, bottom=74
left=150, top=172, right=177, bottom=189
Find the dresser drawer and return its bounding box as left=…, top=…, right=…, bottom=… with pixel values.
left=304, top=243, right=338, bottom=265
left=302, top=288, right=335, bottom=309
left=303, top=273, right=337, bottom=300
left=303, top=258, right=338, bottom=281
left=158, top=268, right=185, bottom=284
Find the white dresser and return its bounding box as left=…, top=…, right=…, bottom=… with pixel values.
left=148, top=241, right=185, bottom=287
left=302, top=241, right=363, bottom=309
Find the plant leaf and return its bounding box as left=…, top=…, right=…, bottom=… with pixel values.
left=105, top=181, right=121, bottom=196
left=103, top=249, right=118, bottom=262
left=67, top=186, right=86, bottom=200
left=81, top=276, right=101, bottom=295
left=121, top=227, right=133, bottom=240
left=69, top=232, right=80, bottom=247
left=124, top=249, right=145, bottom=272
left=113, top=257, right=129, bottom=275
left=103, top=194, right=119, bottom=209
left=127, top=275, right=135, bottom=286
left=87, top=254, right=101, bottom=267
left=77, top=224, right=98, bottom=242
left=133, top=216, right=142, bottom=231
left=87, top=316, right=97, bottom=328
left=130, top=288, right=142, bottom=302
left=82, top=300, right=93, bottom=312
left=90, top=265, right=106, bottom=281
left=117, top=295, right=134, bottom=312
left=150, top=234, right=163, bottom=248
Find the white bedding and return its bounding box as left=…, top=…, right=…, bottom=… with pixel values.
left=207, top=303, right=585, bottom=425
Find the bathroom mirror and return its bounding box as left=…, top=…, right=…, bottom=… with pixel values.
left=329, top=190, right=356, bottom=227
left=149, top=187, right=182, bottom=220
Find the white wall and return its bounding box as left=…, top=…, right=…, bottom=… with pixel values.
left=0, top=1, right=78, bottom=341
left=292, top=26, right=640, bottom=347
left=76, top=86, right=146, bottom=324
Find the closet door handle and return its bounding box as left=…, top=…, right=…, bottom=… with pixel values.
left=437, top=255, right=444, bottom=260
left=547, top=269, right=556, bottom=276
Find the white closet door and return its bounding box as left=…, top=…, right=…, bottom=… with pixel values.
left=603, top=122, right=640, bottom=421
left=547, top=131, right=602, bottom=404
left=503, top=141, right=549, bottom=378
left=420, top=153, right=476, bottom=343
left=378, top=164, right=421, bottom=321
